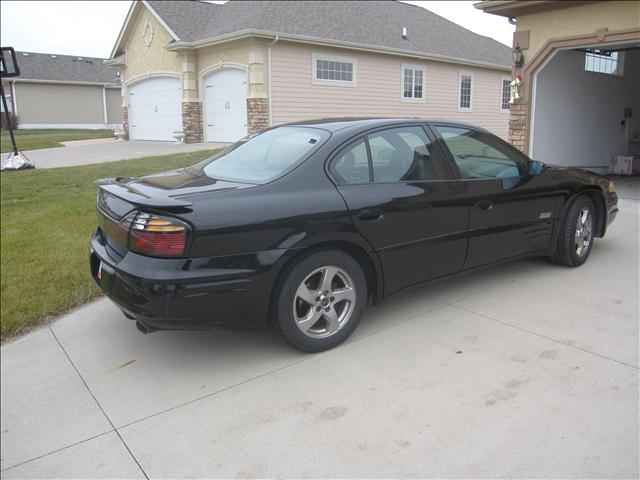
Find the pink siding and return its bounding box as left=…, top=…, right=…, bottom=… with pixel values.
left=271, top=43, right=510, bottom=139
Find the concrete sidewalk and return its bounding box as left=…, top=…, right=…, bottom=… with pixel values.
left=18, top=140, right=228, bottom=169
left=1, top=187, right=638, bottom=478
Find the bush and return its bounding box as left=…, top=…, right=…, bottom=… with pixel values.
left=0, top=112, right=18, bottom=131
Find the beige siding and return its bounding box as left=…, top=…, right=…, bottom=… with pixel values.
left=15, top=83, right=104, bottom=124
left=105, top=87, right=122, bottom=124
left=271, top=43, right=509, bottom=138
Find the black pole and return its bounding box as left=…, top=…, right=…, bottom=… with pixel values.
left=1, top=81, right=18, bottom=155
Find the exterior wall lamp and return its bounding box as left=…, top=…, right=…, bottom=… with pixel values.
left=512, top=45, right=524, bottom=68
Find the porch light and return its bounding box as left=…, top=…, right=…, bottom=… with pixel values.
left=512, top=45, right=524, bottom=68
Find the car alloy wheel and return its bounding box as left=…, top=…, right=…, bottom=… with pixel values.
left=293, top=266, right=356, bottom=338
left=575, top=207, right=593, bottom=257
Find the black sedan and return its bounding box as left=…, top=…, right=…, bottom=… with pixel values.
left=90, top=118, right=618, bottom=352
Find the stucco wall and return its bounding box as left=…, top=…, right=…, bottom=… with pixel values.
left=517, top=1, right=640, bottom=59
left=197, top=39, right=268, bottom=99
left=15, top=83, right=105, bottom=124
left=271, top=42, right=510, bottom=138
left=120, top=6, right=181, bottom=85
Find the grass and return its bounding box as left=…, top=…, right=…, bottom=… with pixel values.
left=0, top=149, right=218, bottom=341
left=1, top=129, right=115, bottom=153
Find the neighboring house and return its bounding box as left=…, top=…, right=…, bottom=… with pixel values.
left=1, top=51, right=121, bottom=129
left=107, top=0, right=513, bottom=143
left=477, top=0, right=640, bottom=173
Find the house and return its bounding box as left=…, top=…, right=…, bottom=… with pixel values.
left=107, top=0, right=514, bottom=143
left=1, top=51, right=122, bottom=129
left=477, top=0, right=640, bottom=173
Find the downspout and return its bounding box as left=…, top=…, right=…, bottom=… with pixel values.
left=267, top=35, right=279, bottom=127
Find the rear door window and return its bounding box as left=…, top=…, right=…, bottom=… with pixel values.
left=368, top=126, right=452, bottom=182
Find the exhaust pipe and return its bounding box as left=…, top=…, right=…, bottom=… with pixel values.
left=136, top=321, right=157, bottom=334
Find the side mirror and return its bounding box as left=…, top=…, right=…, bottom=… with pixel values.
left=527, top=160, right=545, bottom=176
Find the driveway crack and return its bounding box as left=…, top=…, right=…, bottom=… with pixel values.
left=49, top=327, right=149, bottom=479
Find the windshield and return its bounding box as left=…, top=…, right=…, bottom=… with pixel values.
left=189, top=127, right=328, bottom=183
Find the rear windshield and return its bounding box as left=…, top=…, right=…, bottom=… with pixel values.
left=189, top=127, right=328, bottom=183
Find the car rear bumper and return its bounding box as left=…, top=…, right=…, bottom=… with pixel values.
left=90, top=228, right=294, bottom=332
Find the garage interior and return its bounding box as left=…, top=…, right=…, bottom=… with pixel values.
left=530, top=43, right=640, bottom=174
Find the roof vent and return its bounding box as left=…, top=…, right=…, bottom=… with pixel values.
left=51, top=55, right=56, bottom=58
left=402, top=27, right=407, bottom=39
left=78, top=57, right=83, bottom=60
left=22, top=52, right=29, bottom=56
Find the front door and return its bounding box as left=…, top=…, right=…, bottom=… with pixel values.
left=204, top=69, right=248, bottom=143
left=432, top=124, right=561, bottom=268
left=331, top=124, right=468, bottom=295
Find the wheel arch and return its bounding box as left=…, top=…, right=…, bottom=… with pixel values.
left=558, top=188, right=606, bottom=238
left=267, top=240, right=383, bottom=326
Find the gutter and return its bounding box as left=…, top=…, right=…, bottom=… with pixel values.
left=165, top=29, right=512, bottom=72
left=267, top=35, right=279, bottom=127
left=11, top=79, right=121, bottom=87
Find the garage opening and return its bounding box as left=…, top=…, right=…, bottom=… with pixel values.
left=530, top=43, right=640, bottom=174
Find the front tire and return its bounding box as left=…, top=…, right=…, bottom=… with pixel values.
left=272, top=249, right=367, bottom=352
left=551, top=195, right=596, bottom=267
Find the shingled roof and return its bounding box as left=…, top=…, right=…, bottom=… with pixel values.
left=12, top=51, right=120, bottom=85
left=141, top=0, right=512, bottom=69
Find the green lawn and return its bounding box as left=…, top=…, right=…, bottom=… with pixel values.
left=0, top=149, right=218, bottom=341
left=1, top=129, right=115, bottom=153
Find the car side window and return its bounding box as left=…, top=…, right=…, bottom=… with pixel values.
left=367, top=126, right=451, bottom=182
left=331, top=138, right=371, bottom=184
left=434, top=125, right=523, bottom=180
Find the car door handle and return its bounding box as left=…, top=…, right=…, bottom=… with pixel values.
left=474, top=200, right=494, bottom=210
left=358, top=209, right=384, bottom=221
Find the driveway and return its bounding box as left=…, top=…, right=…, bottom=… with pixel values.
left=1, top=179, right=638, bottom=479
left=21, top=140, right=228, bottom=169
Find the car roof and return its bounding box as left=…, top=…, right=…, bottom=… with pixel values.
left=281, top=117, right=489, bottom=134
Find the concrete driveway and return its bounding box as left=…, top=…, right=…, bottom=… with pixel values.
left=20, top=140, right=228, bottom=169
left=1, top=181, right=638, bottom=479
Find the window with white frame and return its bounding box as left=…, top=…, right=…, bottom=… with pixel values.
left=501, top=78, right=511, bottom=111
left=459, top=72, right=472, bottom=110
left=584, top=50, right=624, bottom=76
left=313, top=54, right=355, bottom=84
left=402, top=66, right=424, bottom=101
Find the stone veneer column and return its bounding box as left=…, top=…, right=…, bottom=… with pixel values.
left=122, top=106, right=129, bottom=140
left=508, top=102, right=527, bottom=153
left=247, top=98, right=268, bottom=134
left=182, top=102, right=203, bottom=143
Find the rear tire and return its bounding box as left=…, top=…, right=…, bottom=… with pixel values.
left=272, top=249, right=367, bottom=352
left=551, top=195, right=596, bottom=267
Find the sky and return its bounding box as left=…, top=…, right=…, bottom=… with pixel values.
left=0, top=1, right=514, bottom=59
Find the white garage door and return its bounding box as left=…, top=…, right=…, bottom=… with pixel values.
left=128, top=77, right=181, bottom=141
left=204, top=69, right=248, bottom=143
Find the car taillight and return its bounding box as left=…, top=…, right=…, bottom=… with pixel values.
left=122, top=212, right=190, bottom=257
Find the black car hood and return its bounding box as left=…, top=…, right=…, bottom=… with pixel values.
left=96, top=169, right=255, bottom=209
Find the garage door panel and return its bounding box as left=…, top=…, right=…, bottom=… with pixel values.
left=204, top=69, right=248, bottom=143
left=128, top=77, right=182, bottom=141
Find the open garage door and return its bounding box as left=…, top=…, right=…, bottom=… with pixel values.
left=530, top=44, right=640, bottom=174
left=204, top=69, right=248, bottom=143
left=128, top=77, right=182, bottom=141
